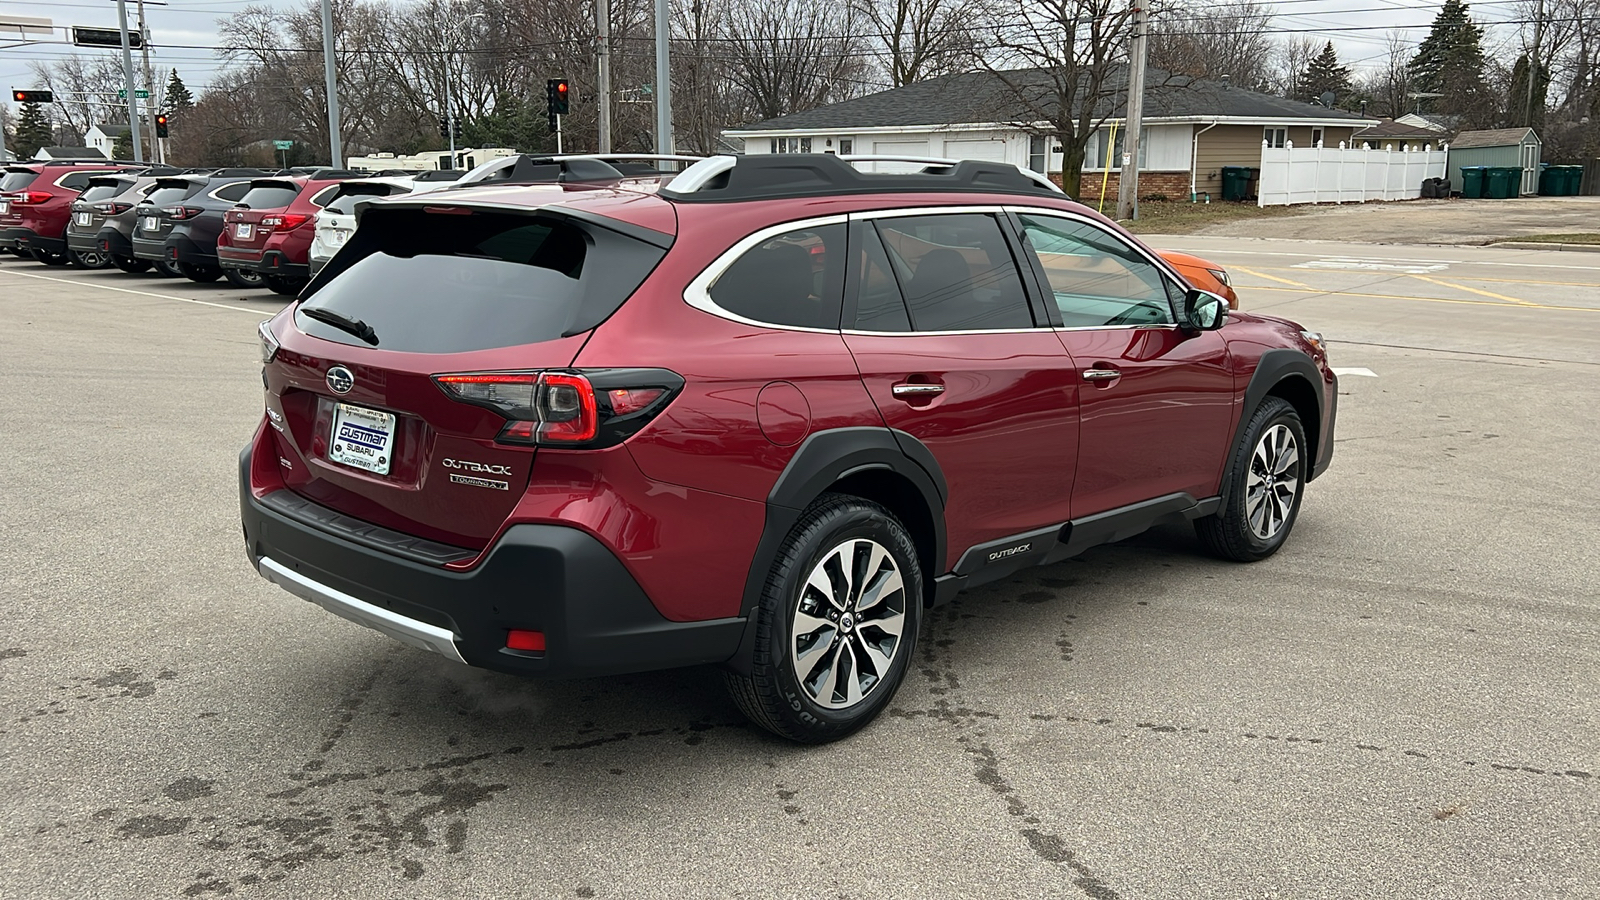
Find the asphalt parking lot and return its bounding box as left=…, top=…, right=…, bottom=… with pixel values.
left=1, top=242, right=1596, bottom=899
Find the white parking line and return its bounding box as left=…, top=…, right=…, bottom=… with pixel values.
left=0, top=267, right=267, bottom=315
left=1331, top=367, right=1378, bottom=377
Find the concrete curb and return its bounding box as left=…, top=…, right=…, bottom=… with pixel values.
left=1489, top=241, right=1600, bottom=252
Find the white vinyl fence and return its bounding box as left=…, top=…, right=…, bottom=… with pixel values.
left=1257, top=141, right=1449, bottom=207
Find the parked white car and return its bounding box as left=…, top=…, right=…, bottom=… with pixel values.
left=308, top=171, right=463, bottom=276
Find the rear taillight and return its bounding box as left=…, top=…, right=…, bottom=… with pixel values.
left=259, top=320, right=280, bottom=364
left=12, top=191, right=52, bottom=205
left=163, top=206, right=202, bottom=219
left=433, top=369, right=683, bottom=448
left=262, top=213, right=310, bottom=231
left=93, top=201, right=133, bottom=215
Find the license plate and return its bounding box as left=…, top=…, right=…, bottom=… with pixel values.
left=326, top=229, right=349, bottom=247
left=76, top=212, right=93, bottom=227
left=235, top=223, right=253, bottom=239
left=0, top=201, right=9, bottom=215
left=142, top=216, right=160, bottom=231
left=329, top=403, right=396, bottom=475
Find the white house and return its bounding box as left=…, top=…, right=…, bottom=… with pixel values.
left=84, top=123, right=132, bottom=158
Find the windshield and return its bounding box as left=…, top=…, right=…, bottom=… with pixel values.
left=299, top=210, right=666, bottom=353
left=238, top=184, right=302, bottom=209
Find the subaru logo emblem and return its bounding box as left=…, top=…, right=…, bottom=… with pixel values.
left=326, top=366, right=355, bottom=394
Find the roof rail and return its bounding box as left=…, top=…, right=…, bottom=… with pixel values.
left=659, top=153, right=1064, bottom=202
left=454, top=154, right=627, bottom=187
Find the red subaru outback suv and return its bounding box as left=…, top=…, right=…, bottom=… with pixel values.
left=241, top=155, right=1335, bottom=743
left=0, top=160, right=135, bottom=265
left=217, top=171, right=358, bottom=294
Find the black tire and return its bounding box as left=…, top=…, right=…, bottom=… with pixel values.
left=724, top=493, right=922, bottom=743
left=152, top=258, right=183, bottom=277
left=30, top=247, right=71, bottom=266
left=71, top=249, right=112, bottom=269
left=8, top=247, right=31, bottom=259
left=111, top=255, right=152, bottom=273
left=179, top=262, right=222, bottom=283
left=263, top=274, right=307, bottom=297
left=224, top=267, right=265, bottom=289
left=1195, top=396, right=1308, bottom=562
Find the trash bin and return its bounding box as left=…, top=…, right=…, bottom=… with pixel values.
left=1539, top=164, right=1558, bottom=196
left=1562, top=165, right=1585, bottom=195
left=1245, top=167, right=1260, bottom=200
left=1461, top=166, right=1486, bottom=199
left=1485, top=166, right=1520, bottom=199
left=1221, top=166, right=1248, bottom=202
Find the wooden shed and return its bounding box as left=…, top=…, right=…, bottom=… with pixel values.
left=1448, top=128, right=1542, bottom=196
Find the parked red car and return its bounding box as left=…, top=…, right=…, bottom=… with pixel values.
left=217, top=172, right=356, bottom=294
left=0, top=160, right=135, bottom=266
left=241, top=155, right=1335, bottom=743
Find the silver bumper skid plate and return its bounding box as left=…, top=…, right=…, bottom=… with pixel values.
left=257, top=556, right=468, bottom=664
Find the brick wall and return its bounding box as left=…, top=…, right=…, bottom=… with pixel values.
left=1052, top=170, right=1194, bottom=201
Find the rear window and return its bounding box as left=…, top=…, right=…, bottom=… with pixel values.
left=238, top=184, right=302, bottom=209
left=298, top=209, right=667, bottom=353
left=1, top=170, right=39, bottom=191
left=325, top=186, right=400, bottom=215
left=79, top=183, right=127, bottom=203
left=145, top=185, right=197, bottom=205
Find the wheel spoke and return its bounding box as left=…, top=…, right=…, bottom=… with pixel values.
left=840, top=642, right=864, bottom=707
left=863, top=608, right=904, bottom=640
left=806, top=565, right=847, bottom=613
left=856, top=563, right=903, bottom=614
left=1274, top=442, right=1299, bottom=475
left=808, top=640, right=846, bottom=705
left=858, top=637, right=893, bottom=676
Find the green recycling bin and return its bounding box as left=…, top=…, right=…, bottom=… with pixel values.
left=1485, top=166, right=1520, bottom=199
left=1562, top=165, right=1584, bottom=195
left=1221, top=166, right=1249, bottom=201
left=1539, top=164, right=1559, bottom=195
left=1460, top=166, right=1486, bottom=199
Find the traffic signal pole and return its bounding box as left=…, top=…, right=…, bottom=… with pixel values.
left=115, top=0, right=143, bottom=162
left=596, top=0, right=611, bottom=154
left=321, top=0, right=343, bottom=168
left=654, top=0, right=672, bottom=154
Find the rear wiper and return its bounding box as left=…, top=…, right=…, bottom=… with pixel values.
left=301, top=306, right=379, bottom=345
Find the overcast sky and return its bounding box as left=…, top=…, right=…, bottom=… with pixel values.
left=0, top=0, right=1533, bottom=125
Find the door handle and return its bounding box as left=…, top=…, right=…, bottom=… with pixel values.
left=1082, top=368, right=1121, bottom=381
left=892, top=383, right=946, bottom=397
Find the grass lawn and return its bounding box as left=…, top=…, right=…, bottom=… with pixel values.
left=1112, top=199, right=1310, bottom=235
left=1490, top=233, right=1600, bottom=244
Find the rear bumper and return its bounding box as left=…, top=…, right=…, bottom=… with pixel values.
left=1, top=227, right=63, bottom=254
left=134, top=232, right=213, bottom=266
left=238, top=445, right=745, bottom=678
left=221, top=248, right=309, bottom=279
left=89, top=227, right=134, bottom=257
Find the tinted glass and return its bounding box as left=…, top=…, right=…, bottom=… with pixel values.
left=144, top=185, right=197, bottom=205
left=299, top=210, right=665, bottom=353
left=0, top=171, right=39, bottom=191
left=1017, top=213, right=1174, bottom=327
left=851, top=225, right=911, bottom=332
left=238, top=184, right=302, bottom=209
left=872, top=214, right=1032, bottom=331
left=78, top=183, right=127, bottom=202
left=58, top=172, right=100, bottom=190
left=709, top=223, right=845, bottom=329
left=326, top=186, right=398, bottom=215
left=213, top=182, right=251, bottom=202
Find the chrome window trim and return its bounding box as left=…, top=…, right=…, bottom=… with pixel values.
left=681, top=213, right=851, bottom=334
left=850, top=204, right=1010, bottom=220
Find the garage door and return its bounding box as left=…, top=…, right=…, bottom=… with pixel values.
left=869, top=140, right=931, bottom=172
left=943, top=140, right=1008, bottom=163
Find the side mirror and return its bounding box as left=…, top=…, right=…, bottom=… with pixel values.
left=1180, top=289, right=1229, bottom=332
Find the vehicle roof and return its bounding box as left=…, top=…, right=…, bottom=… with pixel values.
left=369, top=181, right=680, bottom=237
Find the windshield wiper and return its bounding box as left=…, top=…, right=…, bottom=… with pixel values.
left=301, top=306, right=379, bottom=345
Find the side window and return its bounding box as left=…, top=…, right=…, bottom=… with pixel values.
left=213, top=182, right=251, bottom=202
left=58, top=172, right=95, bottom=190
left=850, top=225, right=911, bottom=332
left=1264, top=127, right=1287, bottom=149
left=708, top=223, right=845, bottom=329
left=871, top=213, right=1032, bottom=331
left=1016, top=213, right=1176, bottom=328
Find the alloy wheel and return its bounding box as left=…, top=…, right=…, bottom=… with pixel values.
left=790, top=538, right=908, bottom=710
left=1245, top=423, right=1300, bottom=540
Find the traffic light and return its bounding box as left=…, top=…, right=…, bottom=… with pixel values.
left=438, top=117, right=450, bottom=139
left=155, top=114, right=169, bottom=138
left=12, top=89, right=54, bottom=103
left=546, top=79, right=570, bottom=116
left=437, top=116, right=461, bottom=140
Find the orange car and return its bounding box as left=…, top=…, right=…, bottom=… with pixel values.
left=1158, top=250, right=1239, bottom=309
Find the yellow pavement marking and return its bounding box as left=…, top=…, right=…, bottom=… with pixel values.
left=1406, top=273, right=1541, bottom=307
left=1244, top=284, right=1600, bottom=312
left=1233, top=266, right=1311, bottom=288
left=0, top=268, right=266, bottom=315
left=1241, top=262, right=1600, bottom=289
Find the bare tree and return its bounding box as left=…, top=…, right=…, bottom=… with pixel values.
left=1147, top=0, right=1274, bottom=91
left=855, top=0, right=991, bottom=88
left=26, top=56, right=130, bottom=144
left=980, top=0, right=1136, bottom=197
left=722, top=0, right=875, bottom=121
left=1354, top=31, right=1415, bottom=119
left=1270, top=35, right=1321, bottom=100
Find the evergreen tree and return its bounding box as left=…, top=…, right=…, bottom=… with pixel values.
left=1508, top=53, right=1549, bottom=130
left=113, top=131, right=134, bottom=160
left=1298, top=42, right=1352, bottom=107
left=163, top=69, right=195, bottom=116
left=14, top=102, right=53, bottom=159
left=1407, top=0, right=1492, bottom=123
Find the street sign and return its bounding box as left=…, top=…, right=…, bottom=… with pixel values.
left=0, top=15, right=54, bottom=37
left=72, top=26, right=142, bottom=48
left=274, top=140, right=294, bottom=150
left=116, top=89, right=150, bottom=99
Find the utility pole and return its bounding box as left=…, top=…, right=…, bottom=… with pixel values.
left=597, top=0, right=611, bottom=153
left=1116, top=1, right=1146, bottom=221
left=136, top=0, right=160, bottom=163
left=654, top=0, right=672, bottom=154
left=321, top=0, right=342, bottom=167
left=115, top=0, right=143, bottom=162
left=1525, top=0, right=1544, bottom=128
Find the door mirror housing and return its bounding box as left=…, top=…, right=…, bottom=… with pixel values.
left=1180, top=289, right=1229, bottom=332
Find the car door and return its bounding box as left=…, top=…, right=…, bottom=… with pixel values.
left=1012, top=210, right=1235, bottom=517
left=841, top=209, right=1081, bottom=567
